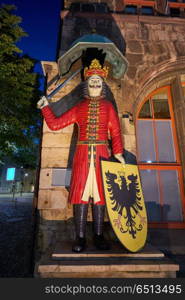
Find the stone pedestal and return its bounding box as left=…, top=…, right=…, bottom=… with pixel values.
left=35, top=242, right=179, bottom=278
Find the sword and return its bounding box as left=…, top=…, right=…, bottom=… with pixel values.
left=47, top=68, right=82, bottom=100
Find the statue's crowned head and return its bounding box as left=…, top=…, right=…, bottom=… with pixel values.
left=84, top=58, right=109, bottom=80
left=84, top=59, right=109, bottom=98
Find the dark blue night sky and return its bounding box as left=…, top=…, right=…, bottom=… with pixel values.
left=1, top=0, right=63, bottom=86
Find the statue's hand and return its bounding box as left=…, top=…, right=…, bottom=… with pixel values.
left=37, top=96, right=49, bottom=109
left=114, top=153, right=126, bottom=165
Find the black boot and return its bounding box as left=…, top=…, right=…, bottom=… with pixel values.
left=92, top=204, right=110, bottom=250
left=72, top=204, right=88, bottom=253
left=94, top=233, right=110, bottom=251
left=72, top=236, right=86, bottom=253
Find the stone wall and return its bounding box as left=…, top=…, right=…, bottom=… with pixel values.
left=60, top=12, right=185, bottom=112
left=118, top=16, right=185, bottom=112
left=59, top=11, right=185, bottom=161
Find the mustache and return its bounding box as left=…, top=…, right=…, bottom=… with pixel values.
left=89, top=85, right=102, bottom=88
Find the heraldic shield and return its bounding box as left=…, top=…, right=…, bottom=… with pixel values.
left=101, top=161, right=148, bottom=253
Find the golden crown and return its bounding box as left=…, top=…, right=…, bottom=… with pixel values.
left=84, top=59, right=109, bottom=79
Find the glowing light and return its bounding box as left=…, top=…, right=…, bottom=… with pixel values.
left=6, top=168, right=15, bottom=181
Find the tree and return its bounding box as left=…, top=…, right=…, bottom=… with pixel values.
left=0, top=4, right=41, bottom=168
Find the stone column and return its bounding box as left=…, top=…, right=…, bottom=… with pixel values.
left=171, top=75, right=185, bottom=185
left=121, top=113, right=137, bottom=160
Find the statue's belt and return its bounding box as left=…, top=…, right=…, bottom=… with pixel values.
left=77, top=140, right=108, bottom=145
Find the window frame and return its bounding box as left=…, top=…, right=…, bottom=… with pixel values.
left=136, top=86, right=181, bottom=165
left=136, top=85, right=185, bottom=228
left=182, top=81, right=185, bottom=98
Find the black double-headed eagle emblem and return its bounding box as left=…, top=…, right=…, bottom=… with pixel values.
left=105, top=171, right=145, bottom=239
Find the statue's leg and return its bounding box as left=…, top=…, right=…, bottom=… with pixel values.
left=92, top=204, right=110, bottom=250
left=72, top=204, right=88, bottom=253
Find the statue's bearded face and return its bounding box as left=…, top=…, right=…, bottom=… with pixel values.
left=87, top=75, right=103, bottom=97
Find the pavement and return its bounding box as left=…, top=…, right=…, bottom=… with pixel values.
left=0, top=193, right=35, bottom=277
left=0, top=192, right=34, bottom=201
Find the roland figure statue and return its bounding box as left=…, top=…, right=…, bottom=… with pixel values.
left=37, top=59, right=125, bottom=252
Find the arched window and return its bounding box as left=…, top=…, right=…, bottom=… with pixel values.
left=136, top=86, right=185, bottom=227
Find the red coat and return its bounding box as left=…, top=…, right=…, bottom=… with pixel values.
left=42, top=96, right=123, bottom=205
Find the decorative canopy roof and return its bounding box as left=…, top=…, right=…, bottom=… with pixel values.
left=58, top=34, right=128, bottom=79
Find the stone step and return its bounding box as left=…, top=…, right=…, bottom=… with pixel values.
left=37, top=257, right=179, bottom=278
left=52, top=242, right=164, bottom=259
left=36, top=242, right=179, bottom=278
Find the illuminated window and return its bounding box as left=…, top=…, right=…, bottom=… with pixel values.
left=124, top=5, right=137, bottom=14
left=141, top=6, right=154, bottom=15
left=137, top=88, right=174, bottom=163
left=136, top=87, right=184, bottom=224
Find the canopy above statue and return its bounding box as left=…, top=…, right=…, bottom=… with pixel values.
left=58, top=34, right=128, bottom=79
